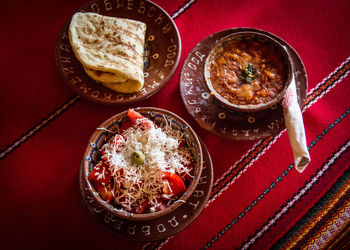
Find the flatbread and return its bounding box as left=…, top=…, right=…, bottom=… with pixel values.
left=69, top=12, right=146, bottom=93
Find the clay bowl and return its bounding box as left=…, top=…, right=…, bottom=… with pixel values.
left=204, top=31, right=293, bottom=113
left=80, top=107, right=203, bottom=221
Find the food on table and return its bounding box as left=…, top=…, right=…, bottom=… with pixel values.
left=88, top=109, right=194, bottom=214
left=69, top=12, right=146, bottom=93
left=208, top=38, right=288, bottom=106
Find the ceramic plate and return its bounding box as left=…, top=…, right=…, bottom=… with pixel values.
left=180, top=28, right=308, bottom=140
left=79, top=107, right=213, bottom=241
left=56, top=0, right=181, bottom=105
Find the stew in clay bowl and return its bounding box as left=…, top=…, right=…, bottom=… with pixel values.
left=80, top=107, right=203, bottom=221
left=204, top=31, right=293, bottom=113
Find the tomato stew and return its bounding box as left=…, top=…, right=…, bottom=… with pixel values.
left=208, top=36, right=289, bottom=106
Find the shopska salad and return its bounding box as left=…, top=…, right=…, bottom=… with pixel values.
left=88, top=109, right=194, bottom=214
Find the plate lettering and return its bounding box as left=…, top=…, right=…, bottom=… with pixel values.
left=70, top=76, right=82, bottom=85
left=138, top=1, right=146, bottom=13
left=63, top=67, right=74, bottom=75
left=128, top=225, right=136, bottom=235
left=155, top=13, right=165, bottom=25
left=168, top=216, right=179, bottom=227
left=60, top=44, right=71, bottom=53
left=267, top=118, right=283, bottom=130
left=103, top=92, right=112, bottom=100
left=142, top=225, right=150, bottom=235
left=104, top=0, right=112, bottom=11
left=90, top=3, right=100, bottom=13
left=147, top=6, right=156, bottom=17
left=157, top=223, right=166, bottom=233
left=162, top=23, right=172, bottom=34
left=127, top=0, right=134, bottom=10
left=60, top=56, right=71, bottom=63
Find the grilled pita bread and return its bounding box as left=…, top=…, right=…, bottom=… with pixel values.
left=69, top=12, right=146, bottom=93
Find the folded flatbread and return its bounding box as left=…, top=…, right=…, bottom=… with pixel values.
left=69, top=12, right=146, bottom=93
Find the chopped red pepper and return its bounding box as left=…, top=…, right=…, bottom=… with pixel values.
left=127, top=109, right=155, bottom=129
left=93, top=181, right=114, bottom=202
left=101, top=134, right=125, bottom=162
left=135, top=200, right=150, bottom=214
left=88, top=161, right=112, bottom=186
left=120, top=120, right=133, bottom=133
left=162, top=172, right=186, bottom=197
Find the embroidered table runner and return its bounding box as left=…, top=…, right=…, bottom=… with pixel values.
left=0, top=0, right=349, bottom=249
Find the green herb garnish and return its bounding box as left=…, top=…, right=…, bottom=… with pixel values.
left=239, top=63, right=258, bottom=83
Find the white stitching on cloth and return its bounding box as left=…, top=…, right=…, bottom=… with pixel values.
left=241, top=140, right=350, bottom=250
left=171, top=0, right=197, bottom=19
left=0, top=95, right=80, bottom=160
left=146, top=57, right=350, bottom=249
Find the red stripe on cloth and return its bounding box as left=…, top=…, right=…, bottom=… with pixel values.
left=204, top=67, right=350, bottom=247
left=0, top=0, right=194, bottom=160
left=205, top=115, right=350, bottom=249
left=255, top=145, right=350, bottom=249
left=243, top=141, right=350, bottom=249
left=1, top=0, right=349, bottom=249
left=152, top=65, right=350, bottom=247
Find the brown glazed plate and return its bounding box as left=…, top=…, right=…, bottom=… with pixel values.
left=180, top=28, right=308, bottom=140
left=79, top=107, right=213, bottom=241
left=56, top=0, right=181, bottom=105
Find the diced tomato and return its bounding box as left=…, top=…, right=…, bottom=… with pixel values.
left=178, top=139, right=186, bottom=147
left=156, top=200, right=168, bottom=211
left=109, top=168, right=124, bottom=190
left=120, top=120, right=132, bottom=132
left=93, top=181, right=114, bottom=202
left=163, top=180, right=171, bottom=195
left=135, top=200, right=150, bottom=214
left=162, top=172, right=186, bottom=197
left=101, top=134, right=125, bottom=161
left=127, top=109, right=144, bottom=122
left=110, top=134, right=125, bottom=149
left=114, top=191, right=127, bottom=206
left=88, top=161, right=112, bottom=186
left=126, top=109, right=155, bottom=129
left=114, top=168, right=124, bottom=178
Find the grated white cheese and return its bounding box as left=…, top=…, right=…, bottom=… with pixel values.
left=102, top=118, right=192, bottom=212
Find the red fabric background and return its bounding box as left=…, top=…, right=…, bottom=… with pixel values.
left=0, top=0, right=349, bottom=249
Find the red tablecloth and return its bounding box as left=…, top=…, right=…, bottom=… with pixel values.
left=1, top=0, right=349, bottom=249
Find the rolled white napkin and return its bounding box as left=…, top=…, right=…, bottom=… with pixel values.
left=282, top=74, right=310, bottom=172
